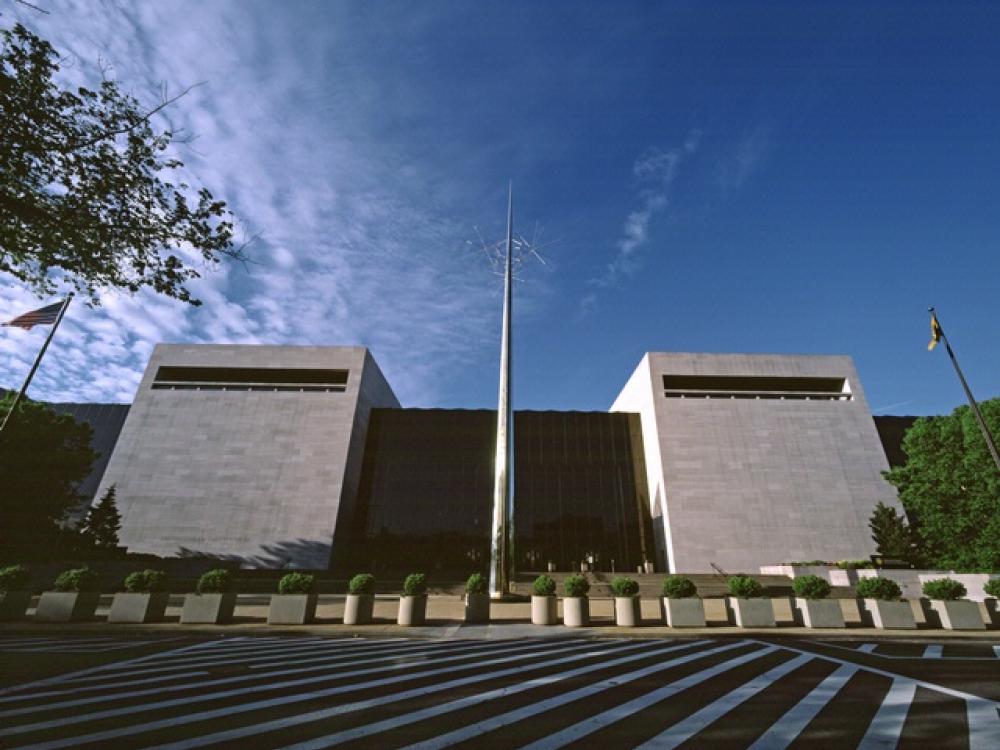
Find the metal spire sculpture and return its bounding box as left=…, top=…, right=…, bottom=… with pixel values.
left=488, top=184, right=515, bottom=599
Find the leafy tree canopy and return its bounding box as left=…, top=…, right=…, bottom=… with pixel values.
left=0, top=393, right=96, bottom=559
left=868, top=501, right=914, bottom=561
left=884, top=398, right=1000, bottom=572
left=0, top=22, right=240, bottom=306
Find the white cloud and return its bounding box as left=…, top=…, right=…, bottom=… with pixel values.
left=2, top=1, right=507, bottom=407
left=582, top=130, right=700, bottom=309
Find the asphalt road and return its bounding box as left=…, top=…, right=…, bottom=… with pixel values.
left=1, top=633, right=998, bottom=749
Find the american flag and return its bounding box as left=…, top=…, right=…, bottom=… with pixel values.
left=2, top=301, right=66, bottom=330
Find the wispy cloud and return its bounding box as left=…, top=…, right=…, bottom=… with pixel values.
left=1, top=1, right=507, bottom=407
left=715, top=123, right=771, bottom=193
left=582, top=130, right=700, bottom=310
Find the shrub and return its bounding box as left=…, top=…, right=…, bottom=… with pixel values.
left=984, top=579, right=1000, bottom=599
left=563, top=575, right=590, bottom=598
left=837, top=559, right=873, bottom=570
left=348, top=573, right=375, bottom=595
left=611, top=576, right=639, bottom=597
left=123, top=569, right=167, bottom=593
left=278, top=573, right=315, bottom=595
left=402, top=573, right=428, bottom=596
left=53, top=567, right=99, bottom=592
left=792, top=575, right=831, bottom=600
left=196, top=568, right=233, bottom=594
left=532, top=574, right=556, bottom=596
left=921, top=578, right=966, bottom=601
left=465, top=573, right=488, bottom=595
left=855, top=577, right=902, bottom=600
left=0, top=564, right=30, bottom=591
left=661, top=575, right=697, bottom=599
left=788, top=560, right=828, bottom=566
left=727, top=575, right=764, bottom=598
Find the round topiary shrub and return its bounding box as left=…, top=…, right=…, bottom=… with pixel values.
left=0, top=564, right=30, bottom=592
left=564, top=575, right=590, bottom=598
left=196, top=568, right=233, bottom=594
left=465, top=573, right=487, bottom=595
left=727, top=575, right=764, bottom=598
left=984, top=579, right=1000, bottom=599
left=278, top=572, right=315, bottom=595
left=921, top=578, right=966, bottom=601
left=348, top=573, right=375, bottom=595
left=532, top=574, right=556, bottom=596
left=611, top=576, right=639, bottom=597
left=792, top=575, right=831, bottom=600
left=661, top=575, right=697, bottom=599
left=53, top=567, right=100, bottom=592
left=124, top=569, right=167, bottom=593
left=402, top=573, right=428, bottom=596
left=855, top=577, right=902, bottom=601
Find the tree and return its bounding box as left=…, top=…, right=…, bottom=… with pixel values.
left=79, top=484, right=122, bottom=554
left=868, top=501, right=914, bottom=560
left=0, top=393, right=96, bottom=560
left=884, top=398, right=1000, bottom=572
left=1, top=22, right=241, bottom=306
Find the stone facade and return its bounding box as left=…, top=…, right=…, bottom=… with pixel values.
left=95, top=344, right=398, bottom=568
left=612, top=352, right=900, bottom=574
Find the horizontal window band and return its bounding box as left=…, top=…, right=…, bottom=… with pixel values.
left=154, top=365, right=349, bottom=386
left=664, top=390, right=851, bottom=400
left=662, top=374, right=848, bottom=394
left=150, top=384, right=346, bottom=392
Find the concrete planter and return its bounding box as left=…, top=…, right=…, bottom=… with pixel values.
left=927, top=600, right=985, bottom=631
left=343, top=593, right=374, bottom=625
left=109, top=592, right=169, bottom=623
left=861, top=599, right=916, bottom=630
left=397, top=595, right=427, bottom=626
left=793, top=598, right=845, bottom=628
left=464, top=593, right=490, bottom=623
left=35, top=591, right=100, bottom=622
left=181, top=592, right=236, bottom=624
left=985, top=598, right=1000, bottom=628
left=727, top=598, right=776, bottom=628
left=268, top=593, right=318, bottom=625
left=662, top=597, right=706, bottom=628
left=531, top=595, right=557, bottom=625
left=614, top=596, right=641, bottom=627
left=0, top=591, right=31, bottom=621
left=562, top=597, right=589, bottom=627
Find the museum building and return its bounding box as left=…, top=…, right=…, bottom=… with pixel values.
left=93, top=344, right=900, bottom=574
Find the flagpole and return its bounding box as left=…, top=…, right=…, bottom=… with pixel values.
left=0, top=293, right=74, bottom=434
left=928, top=306, right=1000, bottom=474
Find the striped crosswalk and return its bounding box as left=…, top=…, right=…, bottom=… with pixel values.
left=0, top=635, right=997, bottom=748
left=0, top=636, right=160, bottom=653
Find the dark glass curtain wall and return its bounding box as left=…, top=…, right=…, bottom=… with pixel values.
left=345, top=409, right=652, bottom=573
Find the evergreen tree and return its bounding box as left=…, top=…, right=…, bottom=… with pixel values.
left=868, top=501, right=914, bottom=560
left=80, top=485, right=122, bottom=553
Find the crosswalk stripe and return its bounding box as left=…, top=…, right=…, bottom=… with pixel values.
left=634, top=653, right=813, bottom=749
left=746, top=664, right=857, bottom=750
left=993, top=646, right=1000, bottom=659
left=856, top=680, right=916, bottom=750
left=0, top=637, right=560, bottom=718
left=502, top=645, right=779, bottom=750
left=136, top=640, right=687, bottom=750
left=284, top=641, right=742, bottom=750
left=923, top=645, right=943, bottom=658
left=857, top=644, right=877, bottom=653
left=967, top=700, right=1000, bottom=750
left=6, top=639, right=612, bottom=748
left=0, top=671, right=211, bottom=706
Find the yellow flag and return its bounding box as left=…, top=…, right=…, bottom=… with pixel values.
left=928, top=314, right=943, bottom=351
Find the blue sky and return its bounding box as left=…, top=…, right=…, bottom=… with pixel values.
left=2, top=1, right=998, bottom=415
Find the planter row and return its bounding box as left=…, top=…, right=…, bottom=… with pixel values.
left=3, top=591, right=997, bottom=630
